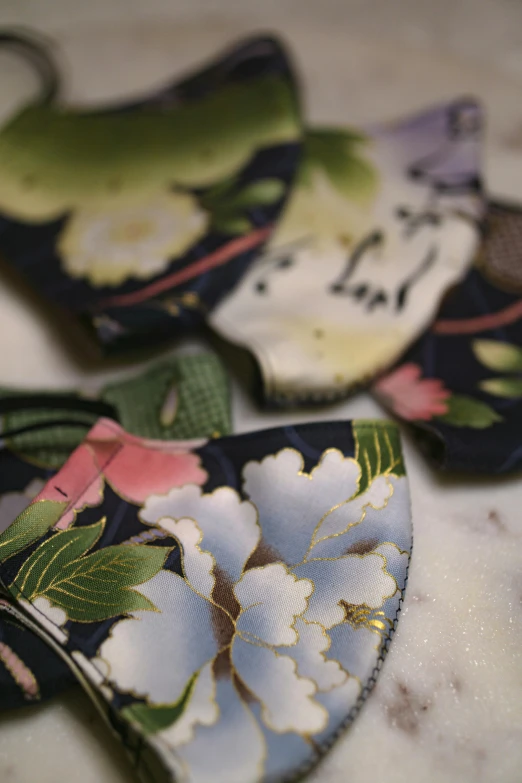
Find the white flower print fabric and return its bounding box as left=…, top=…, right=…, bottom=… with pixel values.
left=59, top=192, right=209, bottom=286
left=0, top=419, right=411, bottom=783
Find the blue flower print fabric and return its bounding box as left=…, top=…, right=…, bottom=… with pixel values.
left=0, top=417, right=411, bottom=783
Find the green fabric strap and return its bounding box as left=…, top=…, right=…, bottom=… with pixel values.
left=0, top=352, right=231, bottom=469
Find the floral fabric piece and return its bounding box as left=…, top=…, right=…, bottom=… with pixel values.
left=210, top=100, right=485, bottom=405
left=0, top=352, right=230, bottom=710
left=0, top=34, right=302, bottom=353
left=0, top=418, right=411, bottom=782
left=373, top=201, right=522, bottom=473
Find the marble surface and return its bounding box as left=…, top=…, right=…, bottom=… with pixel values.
left=0, top=3, right=521, bottom=782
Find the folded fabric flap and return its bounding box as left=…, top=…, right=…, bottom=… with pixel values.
left=0, top=418, right=411, bottom=782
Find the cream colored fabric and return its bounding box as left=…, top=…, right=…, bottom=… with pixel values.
left=211, top=103, right=484, bottom=404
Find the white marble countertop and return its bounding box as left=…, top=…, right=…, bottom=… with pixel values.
left=0, top=2, right=521, bottom=782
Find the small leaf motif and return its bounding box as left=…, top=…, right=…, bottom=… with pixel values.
left=436, top=394, right=503, bottom=428
left=352, top=421, right=406, bottom=498
left=121, top=672, right=198, bottom=735
left=212, top=215, right=252, bottom=235
left=202, top=177, right=285, bottom=236
left=472, top=339, right=522, bottom=373
left=13, top=520, right=105, bottom=600
left=202, top=177, right=284, bottom=211
left=0, top=500, right=67, bottom=564
left=479, top=377, right=522, bottom=399
left=10, top=520, right=168, bottom=622
left=226, top=179, right=285, bottom=207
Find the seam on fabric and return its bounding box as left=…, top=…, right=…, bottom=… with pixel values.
left=285, top=511, right=414, bottom=783
left=2, top=438, right=124, bottom=594
left=214, top=311, right=410, bottom=407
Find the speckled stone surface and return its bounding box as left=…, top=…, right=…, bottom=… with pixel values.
left=0, top=3, right=521, bottom=782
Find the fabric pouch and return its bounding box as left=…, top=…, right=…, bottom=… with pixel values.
left=0, top=417, right=411, bottom=782
left=0, top=351, right=230, bottom=709
left=0, top=31, right=302, bottom=352
left=210, top=100, right=485, bottom=405
left=373, top=200, right=522, bottom=473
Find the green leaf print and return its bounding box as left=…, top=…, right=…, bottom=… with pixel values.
left=224, top=178, right=285, bottom=207
left=121, top=673, right=198, bottom=735
left=472, top=340, right=522, bottom=373
left=473, top=340, right=522, bottom=400
left=479, top=377, right=522, bottom=399
left=436, top=395, right=503, bottom=428
left=10, top=520, right=168, bottom=621
left=211, top=214, right=252, bottom=235
left=0, top=500, right=67, bottom=563
left=12, top=520, right=105, bottom=599
left=352, top=421, right=406, bottom=498
left=201, top=177, right=284, bottom=235
left=300, top=128, right=378, bottom=204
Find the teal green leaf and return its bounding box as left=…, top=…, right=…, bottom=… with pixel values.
left=479, top=377, right=522, bottom=398
left=300, top=128, right=378, bottom=203
left=352, top=421, right=406, bottom=498
left=11, top=520, right=168, bottom=621
left=0, top=500, right=67, bottom=563
left=121, top=673, right=198, bottom=735
left=472, top=340, right=522, bottom=373
left=436, top=395, right=503, bottom=428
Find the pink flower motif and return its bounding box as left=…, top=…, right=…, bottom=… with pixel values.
left=374, top=363, right=451, bottom=421
left=37, top=419, right=208, bottom=529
